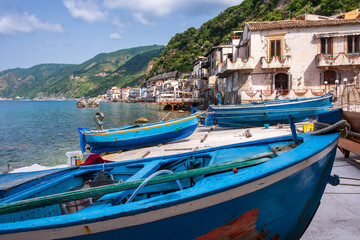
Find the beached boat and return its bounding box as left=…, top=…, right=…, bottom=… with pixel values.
left=0, top=121, right=340, bottom=239
left=202, top=94, right=332, bottom=127
left=78, top=114, right=199, bottom=153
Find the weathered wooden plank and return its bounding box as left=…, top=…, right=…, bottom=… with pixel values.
left=338, top=138, right=360, bottom=155
left=0, top=151, right=273, bottom=215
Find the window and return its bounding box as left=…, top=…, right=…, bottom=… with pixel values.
left=275, top=73, right=289, bottom=93
left=324, top=70, right=336, bottom=85
left=270, top=40, right=281, bottom=57
left=227, top=53, right=233, bottom=62
left=320, top=37, right=333, bottom=56
left=347, top=35, right=359, bottom=55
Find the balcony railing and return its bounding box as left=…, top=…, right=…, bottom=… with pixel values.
left=200, top=61, right=210, bottom=69
left=315, top=52, right=360, bottom=67
left=216, top=57, right=255, bottom=77
left=261, top=55, right=291, bottom=69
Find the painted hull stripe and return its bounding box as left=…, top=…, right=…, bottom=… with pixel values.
left=2, top=141, right=336, bottom=239
left=84, top=115, right=198, bottom=136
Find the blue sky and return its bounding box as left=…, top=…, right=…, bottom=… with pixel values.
left=0, top=0, right=242, bottom=71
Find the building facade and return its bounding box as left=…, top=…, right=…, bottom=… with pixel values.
left=211, top=18, right=360, bottom=104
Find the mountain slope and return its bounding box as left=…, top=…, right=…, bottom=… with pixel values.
left=0, top=45, right=164, bottom=98
left=0, top=64, right=72, bottom=97
left=147, top=0, right=359, bottom=77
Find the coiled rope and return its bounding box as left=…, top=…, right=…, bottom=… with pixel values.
left=311, top=120, right=351, bottom=138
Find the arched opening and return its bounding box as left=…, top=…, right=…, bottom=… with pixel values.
left=275, top=73, right=289, bottom=94
left=324, top=70, right=337, bottom=84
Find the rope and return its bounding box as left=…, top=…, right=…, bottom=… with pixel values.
left=310, top=120, right=351, bottom=138
left=349, top=131, right=360, bottom=138
left=312, top=120, right=360, bottom=138
left=339, top=176, right=360, bottom=181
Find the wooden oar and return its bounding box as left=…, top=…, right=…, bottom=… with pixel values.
left=0, top=151, right=274, bottom=215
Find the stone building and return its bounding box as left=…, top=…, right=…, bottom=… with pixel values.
left=197, top=18, right=360, bottom=105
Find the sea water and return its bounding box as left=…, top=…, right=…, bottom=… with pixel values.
left=0, top=100, right=186, bottom=172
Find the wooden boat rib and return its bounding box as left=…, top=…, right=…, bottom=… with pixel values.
left=79, top=114, right=199, bottom=153
left=0, top=128, right=340, bottom=239
left=203, top=94, right=332, bottom=127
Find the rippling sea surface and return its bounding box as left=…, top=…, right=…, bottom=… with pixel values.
left=0, top=100, right=188, bottom=172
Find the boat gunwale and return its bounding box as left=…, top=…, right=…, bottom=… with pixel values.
left=209, top=94, right=331, bottom=111
left=83, top=114, right=199, bottom=137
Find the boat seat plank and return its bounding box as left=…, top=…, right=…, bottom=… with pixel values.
left=0, top=168, right=101, bottom=204
left=96, top=160, right=163, bottom=204
left=0, top=168, right=72, bottom=192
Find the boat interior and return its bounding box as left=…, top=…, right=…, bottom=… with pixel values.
left=0, top=137, right=303, bottom=224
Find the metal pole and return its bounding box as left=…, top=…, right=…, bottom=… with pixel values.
left=287, top=115, right=298, bottom=145
left=160, top=111, right=172, bottom=122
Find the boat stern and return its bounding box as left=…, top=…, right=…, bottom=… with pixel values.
left=77, top=127, right=88, bottom=153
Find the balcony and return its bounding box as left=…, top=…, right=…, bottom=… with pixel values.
left=261, top=55, right=291, bottom=69
left=216, top=57, right=255, bottom=78
left=315, top=52, right=360, bottom=67
left=200, top=72, right=209, bottom=78
left=200, top=61, right=210, bottom=69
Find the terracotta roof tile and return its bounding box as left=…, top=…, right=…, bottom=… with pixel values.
left=246, top=19, right=360, bottom=31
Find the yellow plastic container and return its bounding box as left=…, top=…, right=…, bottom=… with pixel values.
left=302, top=123, right=314, bottom=132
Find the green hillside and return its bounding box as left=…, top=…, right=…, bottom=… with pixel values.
left=147, top=0, right=359, bottom=77
left=0, top=64, right=72, bottom=97
left=0, top=45, right=164, bottom=98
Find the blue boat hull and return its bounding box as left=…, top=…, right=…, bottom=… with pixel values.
left=204, top=94, right=332, bottom=127
left=80, top=115, right=199, bottom=153
left=0, top=131, right=339, bottom=239
left=57, top=143, right=335, bottom=240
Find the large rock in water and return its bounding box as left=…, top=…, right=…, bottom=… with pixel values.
left=135, top=117, right=149, bottom=123
left=87, top=98, right=100, bottom=108
left=77, top=98, right=87, bottom=108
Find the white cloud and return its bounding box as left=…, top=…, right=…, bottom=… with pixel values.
left=109, top=33, right=122, bottom=39
left=104, top=0, right=176, bottom=17
left=103, top=0, right=242, bottom=25
left=0, top=12, right=64, bottom=35
left=63, top=0, right=108, bottom=23
left=111, top=17, right=126, bottom=28
left=133, top=13, right=155, bottom=26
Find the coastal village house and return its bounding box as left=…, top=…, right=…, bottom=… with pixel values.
left=129, top=88, right=141, bottom=101
left=121, top=87, right=131, bottom=102
left=106, top=86, right=121, bottom=101
left=191, top=57, right=208, bottom=99
left=143, top=71, right=177, bottom=102
left=209, top=17, right=360, bottom=104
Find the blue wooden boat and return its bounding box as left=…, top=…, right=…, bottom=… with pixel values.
left=78, top=114, right=199, bottom=153
left=203, top=94, right=332, bottom=127
left=0, top=124, right=340, bottom=239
